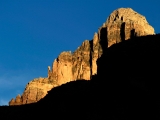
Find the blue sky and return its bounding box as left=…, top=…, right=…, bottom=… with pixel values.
left=0, top=0, right=159, bottom=105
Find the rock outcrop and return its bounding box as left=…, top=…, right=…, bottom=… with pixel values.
left=104, top=8, right=154, bottom=47
left=9, top=7, right=155, bottom=105
left=9, top=78, right=55, bottom=105
left=9, top=94, right=22, bottom=105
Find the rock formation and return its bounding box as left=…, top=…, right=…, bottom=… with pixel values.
left=104, top=8, right=154, bottom=47
left=9, top=78, right=55, bottom=105
left=9, top=7, right=155, bottom=105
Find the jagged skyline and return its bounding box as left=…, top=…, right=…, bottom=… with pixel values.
left=0, top=0, right=159, bottom=105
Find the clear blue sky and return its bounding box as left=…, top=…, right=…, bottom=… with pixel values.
left=0, top=0, right=159, bottom=105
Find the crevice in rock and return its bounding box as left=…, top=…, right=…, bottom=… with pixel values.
left=99, top=27, right=108, bottom=53
left=89, top=40, right=93, bottom=78
left=120, top=22, right=126, bottom=42
left=130, top=29, right=136, bottom=39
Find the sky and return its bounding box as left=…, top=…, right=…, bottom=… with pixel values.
left=0, top=0, right=159, bottom=105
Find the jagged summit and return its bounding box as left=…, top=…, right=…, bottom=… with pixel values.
left=9, top=7, right=156, bottom=105
left=106, top=8, right=147, bottom=23
left=103, top=7, right=155, bottom=47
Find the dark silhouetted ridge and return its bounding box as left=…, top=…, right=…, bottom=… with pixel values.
left=1, top=34, right=160, bottom=119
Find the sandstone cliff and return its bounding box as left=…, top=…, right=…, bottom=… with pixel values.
left=9, top=7, right=155, bottom=105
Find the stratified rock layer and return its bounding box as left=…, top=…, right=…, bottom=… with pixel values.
left=9, top=7, right=155, bottom=105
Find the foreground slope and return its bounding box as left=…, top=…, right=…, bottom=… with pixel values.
left=1, top=34, right=160, bottom=119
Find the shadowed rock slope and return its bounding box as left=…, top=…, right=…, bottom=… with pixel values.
left=9, top=7, right=155, bottom=105
left=1, top=34, right=160, bottom=119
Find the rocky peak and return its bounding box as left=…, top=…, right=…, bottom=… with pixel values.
left=106, top=8, right=148, bottom=24
left=9, top=7, right=155, bottom=106
left=104, top=8, right=155, bottom=47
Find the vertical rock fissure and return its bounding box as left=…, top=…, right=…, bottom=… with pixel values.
left=120, top=22, right=126, bottom=42
left=89, top=40, right=93, bottom=78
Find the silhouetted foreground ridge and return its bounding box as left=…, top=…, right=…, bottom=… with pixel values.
left=1, top=34, right=160, bottom=119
